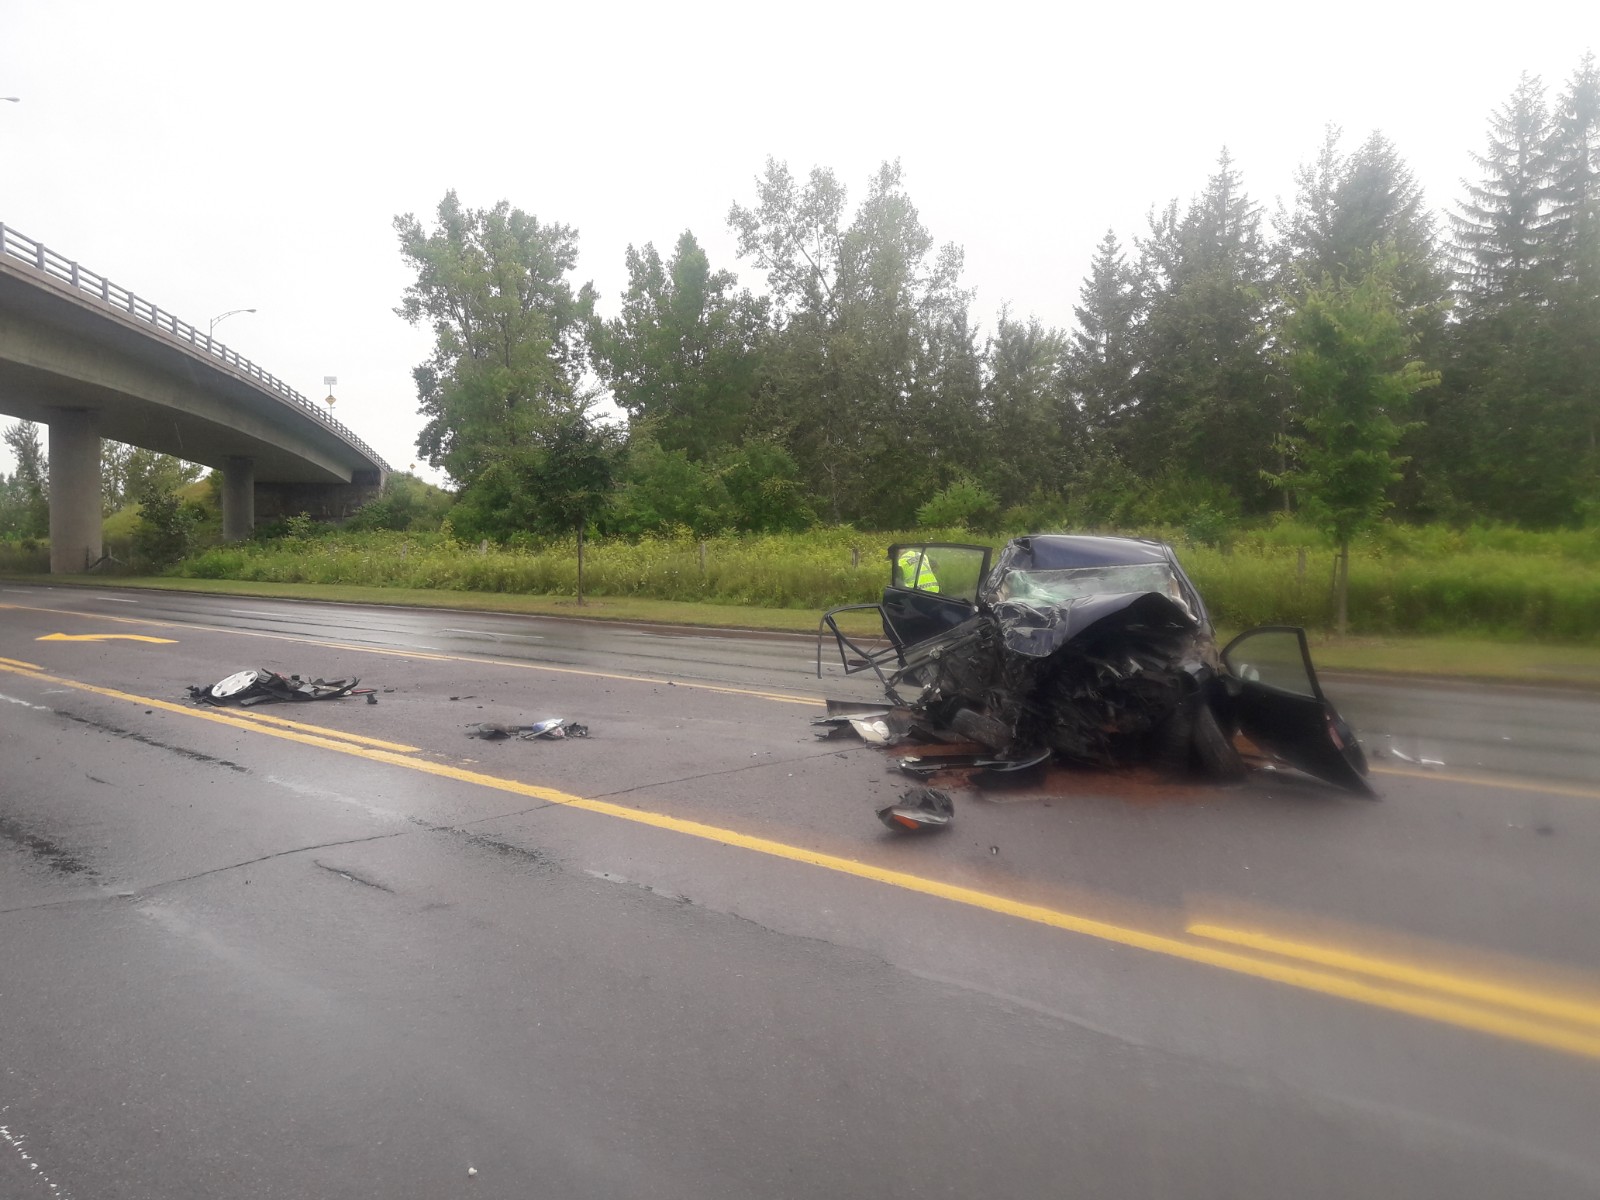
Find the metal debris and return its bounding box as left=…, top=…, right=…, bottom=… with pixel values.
left=469, top=719, right=590, bottom=740
left=188, top=668, right=372, bottom=707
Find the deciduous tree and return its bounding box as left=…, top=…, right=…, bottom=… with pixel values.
left=590, top=232, right=767, bottom=461
left=1270, top=254, right=1438, bottom=633
left=395, top=192, right=597, bottom=487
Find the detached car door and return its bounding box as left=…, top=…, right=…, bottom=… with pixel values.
left=1221, top=626, right=1374, bottom=796
left=881, top=543, right=992, bottom=650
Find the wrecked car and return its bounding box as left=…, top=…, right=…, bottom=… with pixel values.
left=818, top=535, right=1372, bottom=795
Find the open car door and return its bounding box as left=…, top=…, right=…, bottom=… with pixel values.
left=1221, top=626, right=1374, bottom=796
left=881, top=543, right=992, bottom=649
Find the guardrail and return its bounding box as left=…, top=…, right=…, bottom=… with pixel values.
left=0, top=222, right=389, bottom=472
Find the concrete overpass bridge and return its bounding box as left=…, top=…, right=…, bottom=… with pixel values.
left=0, top=223, right=389, bottom=571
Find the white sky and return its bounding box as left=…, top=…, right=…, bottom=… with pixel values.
left=1, top=0, right=1593, bottom=483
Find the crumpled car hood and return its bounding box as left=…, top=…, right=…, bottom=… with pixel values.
left=990, top=591, right=1200, bottom=658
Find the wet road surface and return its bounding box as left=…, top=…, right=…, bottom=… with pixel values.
left=3, top=584, right=1600, bottom=1199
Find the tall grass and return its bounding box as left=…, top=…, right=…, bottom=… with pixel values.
left=159, top=522, right=1600, bottom=643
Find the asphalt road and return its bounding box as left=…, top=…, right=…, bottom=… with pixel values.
left=3, top=583, right=1600, bottom=1199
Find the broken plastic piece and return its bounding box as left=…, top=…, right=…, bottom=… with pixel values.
left=522, top=719, right=589, bottom=740
left=468, top=719, right=590, bottom=741
left=188, top=668, right=367, bottom=707
left=850, top=717, right=894, bottom=745
left=876, top=787, right=954, bottom=832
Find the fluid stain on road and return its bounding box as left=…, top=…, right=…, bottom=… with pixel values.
left=0, top=814, right=97, bottom=877
left=882, top=747, right=1243, bottom=808
left=55, top=710, right=248, bottom=774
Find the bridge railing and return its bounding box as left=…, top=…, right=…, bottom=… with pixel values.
left=0, top=222, right=389, bottom=472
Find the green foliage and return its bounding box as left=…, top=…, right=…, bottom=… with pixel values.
left=713, top=441, right=815, bottom=533
left=730, top=158, right=980, bottom=527
left=450, top=413, right=622, bottom=543
left=101, top=442, right=203, bottom=516
left=131, top=484, right=202, bottom=570
left=1, top=420, right=48, bottom=538
left=1000, top=489, right=1072, bottom=536
left=982, top=310, right=1070, bottom=508
left=590, top=232, right=767, bottom=459
left=1132, top=149, right=1279, bottom=510
left=395, top=191, right=597, bottom=486
left=916, top=476, right=999, bottom=532
left=382, top=64, right=1595, bottom=543
left=346, top=473, right=453, bottom=533
left=1271, top=254, right=1438, bottom=548
left=609, top=439, right=731, bottom=536
left=0, top=536, right=49, bottom=573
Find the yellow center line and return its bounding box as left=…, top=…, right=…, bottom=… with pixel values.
left=218, top=707, right=421, bottom=753
left=4, top=657, right=1600, bottom=1061
left=1188, top=922, right=1600, bottom=1033
left=1370, top=763, right=1600, bottom=801
left=0, top=655, right=43, bottom=670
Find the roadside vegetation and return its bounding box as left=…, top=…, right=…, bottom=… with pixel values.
left=141, top=517, right=1600, bottom=645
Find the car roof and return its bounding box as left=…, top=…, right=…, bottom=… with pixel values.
left=1002, top=534, right=1176, bottom=570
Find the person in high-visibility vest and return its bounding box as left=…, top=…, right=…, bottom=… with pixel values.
left=896, top=548, right=940, bottom=593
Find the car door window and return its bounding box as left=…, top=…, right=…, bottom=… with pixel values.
left=1223, top=627, right=1320, bottom=700
left=888, top=543, right=991, bottom=604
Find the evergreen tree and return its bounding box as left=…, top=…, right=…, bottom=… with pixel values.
left=1541, top=53, right=1599, bottom=296
left=1451, top=74, right=1552, bottom=305
left=1131, top=150, right=1277, bottom=511
left=1278, top=128, right=1446, bottom=330
left=981, top=310, right=1069, bottom=509
left=1067, top=230, right=1143, bottom=446
left=1443, top=62, right=1599, bottom=524
left=1541, top=54, right=1600, bottom=500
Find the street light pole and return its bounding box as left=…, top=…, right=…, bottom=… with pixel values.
left=208, top=307, right=256, bottom=337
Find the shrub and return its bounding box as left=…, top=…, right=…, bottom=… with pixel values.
left=916, top=476, right=999, bottom=532
left=131, top=487, right=199, bottom=570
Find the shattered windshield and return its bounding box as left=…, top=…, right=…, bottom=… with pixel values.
left=993, top=564, right=1194, bottom=618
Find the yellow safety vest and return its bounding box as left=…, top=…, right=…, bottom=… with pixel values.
left=897, top=551, right=940, bottom=593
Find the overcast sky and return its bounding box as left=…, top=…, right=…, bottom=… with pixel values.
left=1, top=0, right=1593, bottom=482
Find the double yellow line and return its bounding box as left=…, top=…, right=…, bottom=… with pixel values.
left=3, top=655, right=1600, bottom=1062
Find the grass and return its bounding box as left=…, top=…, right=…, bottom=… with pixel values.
left=11, top=571, right=1600, bottom=689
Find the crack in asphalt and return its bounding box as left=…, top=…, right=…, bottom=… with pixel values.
left=142, top=832, right=408, bottom=889
left=312, top=859, right=395, bottom=892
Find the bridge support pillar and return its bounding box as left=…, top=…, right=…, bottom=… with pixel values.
left=221, top=456, right=255, bottom=542
left=47, top=409, right=102, bottom=573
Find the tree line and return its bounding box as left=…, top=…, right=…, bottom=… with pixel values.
left=4, top=55, right=1595, bottom=555
left=389, top=54, right=1595, bottom=547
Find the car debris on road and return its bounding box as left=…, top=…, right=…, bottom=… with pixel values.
left=188, top=668, right=373, bottom=707
left=468, top=719, right=590, bottom=740
left=819, top=534, right=1374, bottom=799
left=877, top=786, right=955, bottom=832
